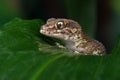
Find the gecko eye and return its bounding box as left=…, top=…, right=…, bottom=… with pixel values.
left=56, top=21, right=65, bottom=29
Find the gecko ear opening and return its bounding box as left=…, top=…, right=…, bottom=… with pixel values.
left=67, top=20, right=82, bottom=31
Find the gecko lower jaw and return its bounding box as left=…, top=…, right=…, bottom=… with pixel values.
left=40, top=29, right=63, bottom=39
left=40, top=28, right=55, bottom=34
left=40, top=29, right=56, bottom=35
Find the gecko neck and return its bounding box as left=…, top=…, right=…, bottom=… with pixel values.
left=65, top=32, right=90, bottom=49
left=73, top=32, right=90, bottom=42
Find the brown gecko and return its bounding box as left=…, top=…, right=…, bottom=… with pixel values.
left=40, top=18, right=106, bottom=56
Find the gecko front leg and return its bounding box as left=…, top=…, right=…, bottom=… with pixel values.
left=55, top=42, right=66, bottom=49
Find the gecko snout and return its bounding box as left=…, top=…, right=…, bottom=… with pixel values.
left=41, top=25, right=48, bottom=30
left=40, top=25, right=47, bottom=34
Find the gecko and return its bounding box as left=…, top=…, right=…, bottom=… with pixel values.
left=40, top=18, right=106, bottom=56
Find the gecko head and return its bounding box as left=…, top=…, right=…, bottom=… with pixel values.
left=40, top=18, right=82, bottom=41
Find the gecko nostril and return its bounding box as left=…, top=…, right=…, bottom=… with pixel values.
left=42, top=26, right=48, bottom=30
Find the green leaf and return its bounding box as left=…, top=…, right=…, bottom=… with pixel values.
left=0, top=18, right=120, bottom=80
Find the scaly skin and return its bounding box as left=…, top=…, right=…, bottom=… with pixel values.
left=40, top=18, right=106, bottom=55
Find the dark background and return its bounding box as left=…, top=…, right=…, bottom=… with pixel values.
left=0, top=0, right=120, bottom=53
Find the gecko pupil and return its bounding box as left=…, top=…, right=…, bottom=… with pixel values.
left=56, top=21, right=64, bottom=29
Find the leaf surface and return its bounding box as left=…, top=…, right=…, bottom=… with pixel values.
left=0, top=18, right=120, bottom=80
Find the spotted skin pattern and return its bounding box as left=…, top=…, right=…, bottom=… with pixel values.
left=40, top=18, right=106, bottom=56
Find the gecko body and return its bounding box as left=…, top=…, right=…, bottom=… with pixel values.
left=40, top=18, right=106, bottom=55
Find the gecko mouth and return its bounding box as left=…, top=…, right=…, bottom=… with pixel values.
left=40, top=29, right=61, bottom=36
left=40, top=26, right=62, bottom=37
